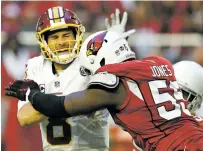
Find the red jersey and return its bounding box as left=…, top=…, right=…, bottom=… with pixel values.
left=97, top=56, right=203, bottom=151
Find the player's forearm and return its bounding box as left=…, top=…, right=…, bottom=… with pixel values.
left=29, top=90, right=107, bottom=118
left=63, top=90, right=108, bottom=116
left=17, top=103, right=47, bottom=126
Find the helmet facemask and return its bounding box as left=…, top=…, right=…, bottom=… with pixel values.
left=37, top=26, right=84, bottom=64
left=181, top=85, right=202, bottom=114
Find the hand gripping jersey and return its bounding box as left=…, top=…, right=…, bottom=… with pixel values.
left=97, top=56, right=203, bottom=151
left=18, top=56, right=109, bottom=151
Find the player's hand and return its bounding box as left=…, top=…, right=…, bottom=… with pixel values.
left=5, top=80, right=40, bottom=101
left=105, top=8, right=128, bottom=33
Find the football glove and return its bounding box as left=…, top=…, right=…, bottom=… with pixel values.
left=105, top=8, right=128, bottom=33
left=5, top=79, right=40, bottom=101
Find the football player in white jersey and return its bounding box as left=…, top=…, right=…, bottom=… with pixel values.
left=16, top=6, right=128, bottom=151
left=173, top=61, right=203, bottom=117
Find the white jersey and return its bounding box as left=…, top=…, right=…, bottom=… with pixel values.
left=18, top=56, right=109, bottom=151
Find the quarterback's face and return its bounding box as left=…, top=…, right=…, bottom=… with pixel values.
left=47, top=29, right=76, bottom=53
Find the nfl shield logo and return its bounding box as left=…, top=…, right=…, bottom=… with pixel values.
left=55, top=81, right=60, bottom=87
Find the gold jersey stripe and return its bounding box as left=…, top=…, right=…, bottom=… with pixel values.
left=52, top=7, right=61, bottom=23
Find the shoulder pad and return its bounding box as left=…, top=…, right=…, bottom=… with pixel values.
left=87, top=72, right=119, bottom=89
left=26, top=56, right=44, bottom=69
left=24, top=56, right=44, bottom=80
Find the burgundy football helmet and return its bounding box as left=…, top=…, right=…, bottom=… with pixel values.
left=36, top=6, right=85, bottom=64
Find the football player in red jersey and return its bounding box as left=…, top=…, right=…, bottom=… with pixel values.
left=6, top=29, right=203, bottom=151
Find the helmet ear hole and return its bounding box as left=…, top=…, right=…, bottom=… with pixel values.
left=100, top=58, right=105, bottom=67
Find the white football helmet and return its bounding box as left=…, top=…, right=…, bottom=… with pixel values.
left=173, top=61, right=203, bottom=113
left=79, top=30, right=136, bottom=75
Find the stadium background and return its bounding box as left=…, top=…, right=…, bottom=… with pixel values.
left=1, top=1, right=203, bottom=151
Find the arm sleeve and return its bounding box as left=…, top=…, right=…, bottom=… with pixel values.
left=29, top=91, right=69, bottom=118
left=29, top=83, right=122, bottom=118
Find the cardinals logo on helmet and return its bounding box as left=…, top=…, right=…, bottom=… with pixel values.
left=86, top=31, right=107, bottom=56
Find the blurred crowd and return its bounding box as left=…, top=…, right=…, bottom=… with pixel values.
left=2, top=1, right=203, bottom=33
left=2, top=1, right=203, bottom=64
left=1, top=1, right=203, bottom=151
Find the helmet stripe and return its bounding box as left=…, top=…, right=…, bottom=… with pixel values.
left=48, top=8, right=54, bottom=25
left=47, top=8, right=53, bottom=19
left=58, top=6, right=63, bottom=17
left=58, top=6, right=65, bottom=23
left=52, top=7, right=60, bottom=23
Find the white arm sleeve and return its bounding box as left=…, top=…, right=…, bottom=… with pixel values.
left=18, top=59, right=37, bottom=111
